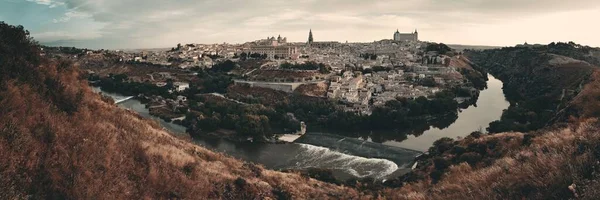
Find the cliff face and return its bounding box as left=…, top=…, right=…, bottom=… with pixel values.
left=0, top=22, right=360, bottom=199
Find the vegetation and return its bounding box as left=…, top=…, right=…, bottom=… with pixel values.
left=280, top=61, right=331, bottom=74
left=210, top=60, right=237, bottom=73
left=238, top=52, right=268, bottom=60
left=361, top=66, right=394, bottom=74
left=466, top=43, right=597, bottom=133
left=386, top=119, right=600, bottom=199
left=360, top=53, right=378, bottom=60
left=92, top=74, right=173, bottom=97
left=458, top=67, right=488, bottom=90
left=7, top=21, right=600, bottom=200
left=223, top=86, right=463, bottom=141
left=183, top=95, right=279, bottom=141
left=426, top=43, right=452, bottom=54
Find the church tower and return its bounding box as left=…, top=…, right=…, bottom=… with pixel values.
left=414, top=29, right=419, bottom=41
left=394, top=29, right=401, bottom=41
left=308, top=29, right=314, bottom=44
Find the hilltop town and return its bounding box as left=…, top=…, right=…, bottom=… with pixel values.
left=45, top=29, right=485, bottom=141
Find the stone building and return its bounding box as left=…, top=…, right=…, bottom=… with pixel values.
left=393, top=29, right=419, bottom=42
left=249, top=45, right=298, bottom=59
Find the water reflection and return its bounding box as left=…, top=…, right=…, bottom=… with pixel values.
left=309, top=74, right=508, bottom=152
left=383, top=75, right=509, bottom=151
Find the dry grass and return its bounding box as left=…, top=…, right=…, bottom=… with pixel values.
left=0, top=58, right=363, bottom=199
left=294, top=82, right=329, bottom=97
left=384, top=119, right=600, bottom=199
left=569, top=69, right=600, bottom=118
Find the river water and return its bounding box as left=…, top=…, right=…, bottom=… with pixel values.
left=92, top=74, right=508, bottom=180
left=380, top=75, right=509, bottom=152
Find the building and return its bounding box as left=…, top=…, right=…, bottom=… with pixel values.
left=309, top=41, right=340, bottom=49
left=249, top=45, right=298, bottom=59
left=306, top=29, right=340, bottom=48
left=173, top=82, right=190, bottom=92
left=253, top=35, right=288, bottom=46
left=234, top=80, right=306, bottom=93
left=393, top=29, right=419, bottom=42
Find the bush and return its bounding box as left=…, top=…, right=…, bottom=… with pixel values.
left=430, top=171, right=444, bottom=184
left=433, top=157, right=450, bottom=171
left=458, top=152, right=483, bottom=166
left=429, top=138, right=455, bottom=155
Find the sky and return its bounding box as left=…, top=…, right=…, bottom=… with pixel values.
left=1, top=0, right=600, bottom=49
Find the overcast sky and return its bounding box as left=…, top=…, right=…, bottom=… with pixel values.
left=2, top=0, right=600, bottom=49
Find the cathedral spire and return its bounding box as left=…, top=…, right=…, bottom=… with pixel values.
left=308, top=29, right=314, bottom=44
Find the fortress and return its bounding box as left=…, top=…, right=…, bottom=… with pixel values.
left=393, top=29, right=419, bottom=42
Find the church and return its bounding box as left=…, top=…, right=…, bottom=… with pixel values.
left=393, top=29, right=419, bottom=42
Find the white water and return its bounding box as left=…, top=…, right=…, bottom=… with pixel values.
left=114, top=96, right=135, bottom=104
left=291, top=144, right=400, bottom=179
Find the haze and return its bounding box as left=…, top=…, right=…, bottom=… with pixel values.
left=2, top=0, right=600, bottom=49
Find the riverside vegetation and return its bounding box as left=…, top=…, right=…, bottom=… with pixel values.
left=4, top=22, right=600, bottom=199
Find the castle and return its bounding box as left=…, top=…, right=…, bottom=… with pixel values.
left=393, top=29, right=419, bottom=42
left=255, top=35, right=287, bottom=46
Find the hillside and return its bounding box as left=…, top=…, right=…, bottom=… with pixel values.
left=465, top=44, right=599, bottom=133
left=384, top=119, right=600, bottom=199
left=375, top=44, right=600, bottom=199
left=377, top=43, right=600, bottom=199
left=6, top=22, right=600, bottom=199
left=0, top=22, right=362, bottom=199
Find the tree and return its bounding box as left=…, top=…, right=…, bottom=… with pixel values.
left=211, top=60, right=236, bottom=72
left=426, top=43, right=452, bottom=54
left=235, top=114, right=271, bottom=139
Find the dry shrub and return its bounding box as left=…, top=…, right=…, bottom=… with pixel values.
left=386, top=119, right=600, bottom=199
left=571, top=70, right=600, bottom=117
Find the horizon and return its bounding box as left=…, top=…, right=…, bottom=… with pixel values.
left=2, top=0, right=600, bottom=49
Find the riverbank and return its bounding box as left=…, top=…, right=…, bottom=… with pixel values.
left=94, top=87, right=415, bottom=181
left=89, top=72, right=504, bottom=183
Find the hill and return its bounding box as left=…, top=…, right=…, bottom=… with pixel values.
left=5, top=21, right=600, bottom=199
left=0, top=22, right=362, bottom=199
left=465, top=44, right=600, bottom=133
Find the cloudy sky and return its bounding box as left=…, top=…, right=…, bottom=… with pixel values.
left=2, top=0, right=600, bottom=49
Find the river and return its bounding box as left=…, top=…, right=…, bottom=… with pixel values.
left=91, top=74, right=508, bottom=180
left=379, top=74, right=509, bottom=152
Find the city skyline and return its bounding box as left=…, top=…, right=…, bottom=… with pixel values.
left=2, top=0, right=600, bottom=49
